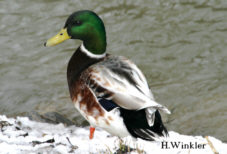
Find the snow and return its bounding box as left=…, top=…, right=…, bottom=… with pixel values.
left=0, top=115, right=226, bottom=154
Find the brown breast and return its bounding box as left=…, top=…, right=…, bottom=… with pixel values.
left=70, top=78, right=105, bottom=120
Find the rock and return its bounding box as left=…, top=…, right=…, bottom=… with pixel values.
left=26, top=111, right=74, bottom=126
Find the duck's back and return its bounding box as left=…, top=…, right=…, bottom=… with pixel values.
left=85, top=54, right=161, bottom=111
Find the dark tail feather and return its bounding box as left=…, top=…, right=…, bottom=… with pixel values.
left=119, top=108, right=168, bottom=141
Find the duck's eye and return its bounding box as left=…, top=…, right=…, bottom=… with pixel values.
left=74, top=20, right=82, bottom=26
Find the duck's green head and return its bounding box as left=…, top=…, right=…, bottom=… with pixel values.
left=45, top=10, right=106, bottom=55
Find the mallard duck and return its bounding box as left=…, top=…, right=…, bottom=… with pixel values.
left=44, top=10, right=170, bottom=141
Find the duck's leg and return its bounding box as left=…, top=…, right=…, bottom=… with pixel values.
left=89, top=127, right=95, bottom=139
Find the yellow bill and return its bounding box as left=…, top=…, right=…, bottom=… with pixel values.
left=45, top=28, right=71, bottom=47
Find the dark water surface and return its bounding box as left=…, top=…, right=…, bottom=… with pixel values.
left=0, top=0, right=226, bottom=140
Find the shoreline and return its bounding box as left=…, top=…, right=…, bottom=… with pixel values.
left=0, top=115, right=226, bottom=154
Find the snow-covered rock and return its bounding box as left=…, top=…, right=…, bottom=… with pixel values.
left=0, top=115, right=226, bottom=154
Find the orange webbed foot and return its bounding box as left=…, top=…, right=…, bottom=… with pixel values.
left=89, top=127, right=95, bottom=139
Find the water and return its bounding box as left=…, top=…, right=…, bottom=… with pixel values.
left=0, top=0, right=226, bottom=141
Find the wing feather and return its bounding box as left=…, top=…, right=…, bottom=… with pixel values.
left=84, top=55, right=170, bottom=114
